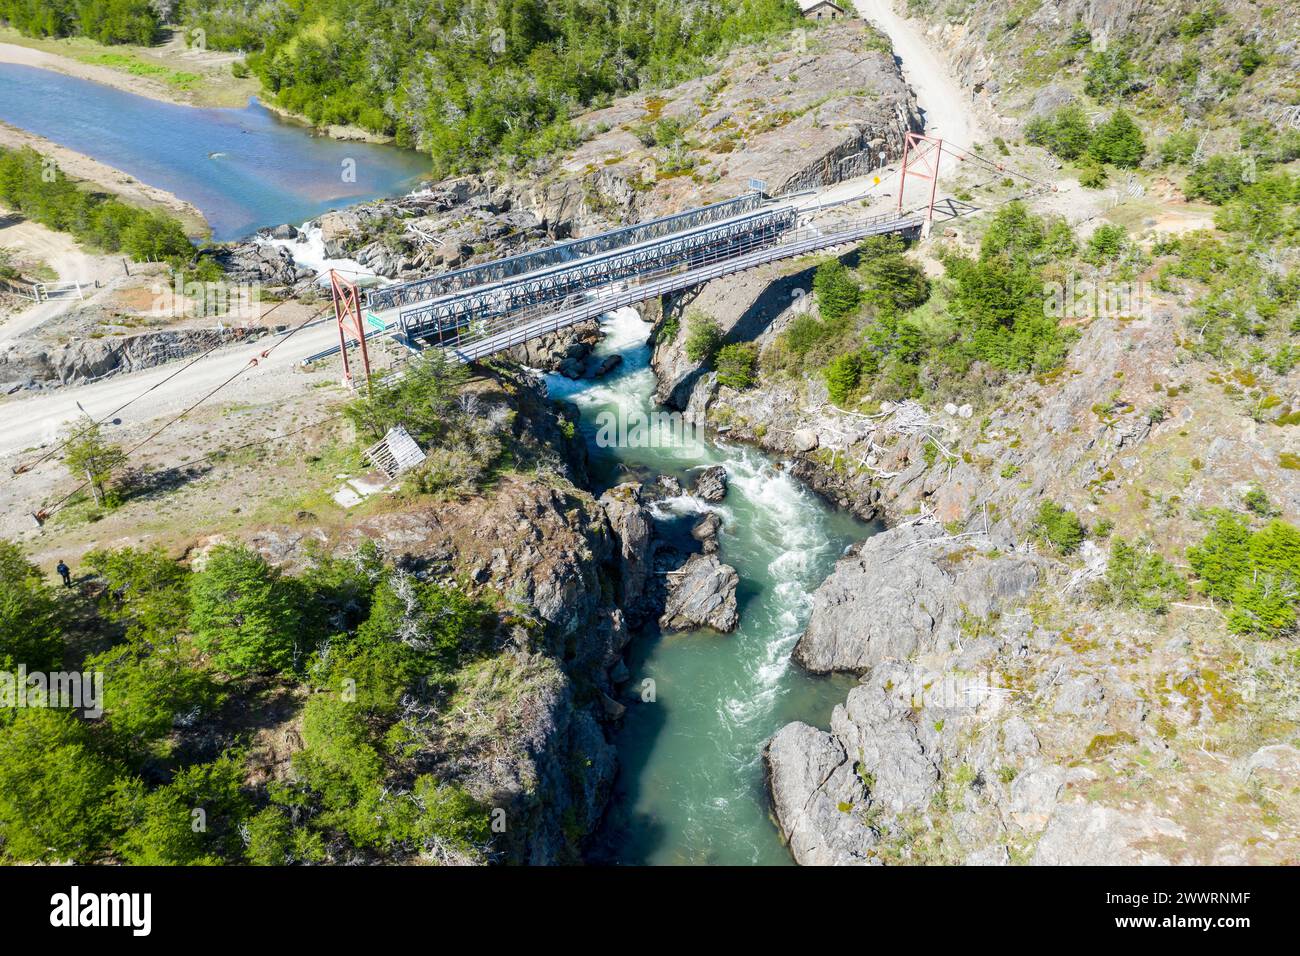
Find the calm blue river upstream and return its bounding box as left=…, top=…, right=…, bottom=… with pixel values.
left=0, top=62, right=430, bottom=240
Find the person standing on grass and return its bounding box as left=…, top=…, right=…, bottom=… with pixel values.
left=56, top=560, right=71, bottom=588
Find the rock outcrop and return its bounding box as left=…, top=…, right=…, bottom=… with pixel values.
left=212, top=240, right=312, bottom=288
left=0, top=326, right=268, bottom=390
left=598, top=482, right=654, bottom=618
left=231, top=370, right=640, bottom=864
left=765, top=722, right=875, bottom=866
left=792, top=524, right=1040, bottom=674
left=691, top=511, right=723, bottom=554
left=660, top=553, right=740, bottom=633
left=692, top=465, right=728, bottom=502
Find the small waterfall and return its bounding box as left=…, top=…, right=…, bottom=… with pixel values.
left=255, top=221, right=380, bottom=285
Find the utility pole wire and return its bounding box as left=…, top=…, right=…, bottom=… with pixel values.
left=11, top=267, right=335, bottom=478
left=35, top=295, right=339, bottom=523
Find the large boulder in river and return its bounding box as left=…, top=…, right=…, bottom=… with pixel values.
left=765, top=722, right=876, bottom=865
left=660, top=553, right=739, bottom=632
left=792, top=524, right=1040, bottom=674
left=691, top=511, right=722, bottom=554
left=692, top=465, right=728, bottom=502
left=598, top=483, right=653, bottom=614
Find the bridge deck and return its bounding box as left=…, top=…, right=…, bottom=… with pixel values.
left=367, top=192, right=766, bottom=313
left=367, top=201, right=800, bottom=340
left=436, top=213, right=923, bottom=362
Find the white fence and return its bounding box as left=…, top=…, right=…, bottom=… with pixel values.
left=4, top=279, right=88, bottom=302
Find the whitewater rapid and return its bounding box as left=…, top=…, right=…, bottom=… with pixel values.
left=562, top=309, right=869, bottom=864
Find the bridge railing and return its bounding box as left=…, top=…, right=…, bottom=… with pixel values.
left=366, top=192, right=766, bottom=313
left=417, top=211, right=922, bottom=359
left=390, top=204, right=800, bottom=341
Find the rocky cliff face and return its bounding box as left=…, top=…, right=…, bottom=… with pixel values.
left=231, top=371, right=638, bottom=864
left=766, top=517, right=1300, bottom=865
left=518, top=20, right=921, bottom=234
left=635, top=132, right=1300, bottom=864
left=702, top=272, right=1300, bottom=863
left=900, top=0, right=1294, bottom=151
left=0, top=326, right=271, bottom=392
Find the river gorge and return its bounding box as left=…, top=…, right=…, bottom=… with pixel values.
left=1, top=56, right=884, bottom=863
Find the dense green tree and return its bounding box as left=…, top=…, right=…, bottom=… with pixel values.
left=0, top=709, right=119, bottom=861
left=823, top=351, right=863, bottom=406
left=88, top=641, right=217, bottom=758
left=0, top=0, right=158, bottom=42
left=1189, top=514, right=1300, bottom=637
left=0, top=542, right=62, bottom=673
left=714, top=342, right=758, bottom=389
left=189, top=545, right=301, bottom=676
left=1025, top=104, right=1092, bottom=161
left=1101, top=539, right=1188, bottom=613
left=175, top=0, right=803, bottom=173
left=61, top=414, right=123, bottom=507
left=684, top=313, right=723, bottom=364
left=1084, top=223, right=1128, bottom=265
left=0, top=148, right=196, bottom=264
left=1185, top=155, right=1250, bottom=205
left=1031, top=501, right=1086, bottom=555
left=343, top=350, right=468, bottom=448
left=111, top=753, right=250, bottom=864
left=857, top=234, right=930, bottom=315
left=812, top=259, right=862, bottom=324
left=1215, top=174, right=1296, bottom=240
left=84, top=546, right=190, bottom=644
left=1083, top=42, right=1137, bottom=101
left=1089, top=109, right=1145, bottom=168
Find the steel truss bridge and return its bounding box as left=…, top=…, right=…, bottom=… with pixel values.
left=343, top=190, right=934, bottom=368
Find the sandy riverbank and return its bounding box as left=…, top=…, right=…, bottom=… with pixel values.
left=0, top=33, right=393, bottom=144
left=0, top=33, right=255, bottom=108
left=0, top=120, right=208, bottom=236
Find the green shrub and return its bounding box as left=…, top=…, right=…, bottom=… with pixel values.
left=685, top=313, right=723, bottom=363
left=0, top=709, right=119, bottom=862
left=1084, top=223, right=1128, bottom=264
left=1214, top=173, right=1296, bottom=239
left=111, top=754, right=250, bottom=865
left=1024, top=104, right=1092, bottom=161
left=812, top=259, right=862, bottom=324
left=714, top=342, right=758, bottom=389
left=1177, top=5, right=1225, bottom=39
left=823, top=351, right=863, bottom=405
left=0, top=542, right=62, bottom=674
left=1099, top=539, right=1188, bottom=613
left=1032, top=501, right=1086, bottom=555
left=1243, top=486, right=1277, bottom=517
left=1078, top=157, right=1109, bottom=189
left=1089, top=109, right=1145, bottom=168
left=1158, top=130, right=1200, bottom=166
left=857, top=234, right=930, bottom=314
left=1188, top=514, right=1300, bottom=637
left=344, top=351, right=468, bottom=448
left=1184, top=155, right=1249, bottom=204
left=1083, top=42, right=1137, bottom=101
left=0, top=148, right=195, bottom=265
